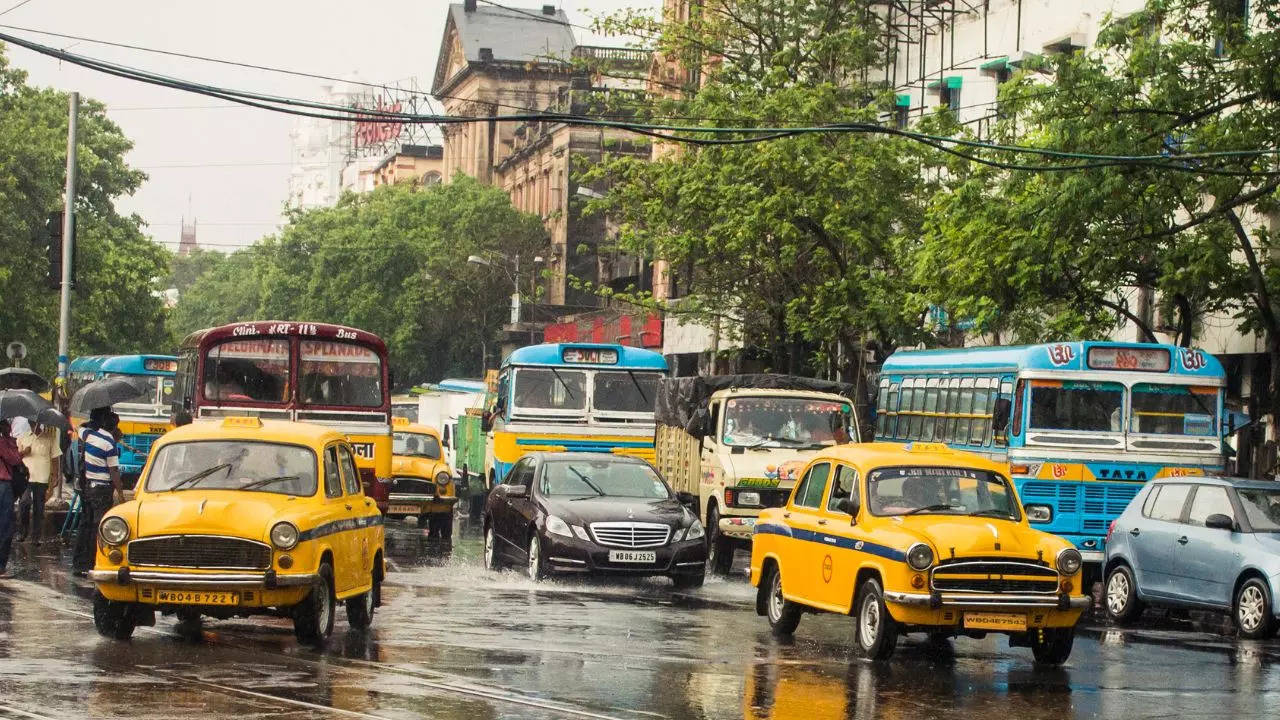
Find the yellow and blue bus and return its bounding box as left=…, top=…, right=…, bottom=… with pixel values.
left=876, top=342, right=1227, bottom=569
left=485, top=343, right=668, bottom=486
left=68, top=354, right=178, bottom=482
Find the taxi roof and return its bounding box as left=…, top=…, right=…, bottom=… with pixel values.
left=157, top=418, right=349, bottom=449
left=816, top=442, right=1009, bottom=474
left=391, top=419, right=440, bottom=436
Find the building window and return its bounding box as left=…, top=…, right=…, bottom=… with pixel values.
left=1215, top=0, right=1249, bottom=57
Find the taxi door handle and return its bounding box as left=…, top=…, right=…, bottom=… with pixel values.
left=1177, top=536, right=1189, bottom=545
left=817, top=519, right=827, bottom=525
left=1129, top=528, right=1140, bottom=537
left=345, top=504, right=353, bottom=511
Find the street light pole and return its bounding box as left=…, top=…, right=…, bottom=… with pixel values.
left=56, top=92, right=79, bottom=386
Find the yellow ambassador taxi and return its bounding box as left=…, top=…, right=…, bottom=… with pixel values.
left=89, top=417, right=386, bottom=646
left=750, top=442, right=1087, bottom=665
left=388, top=418, right=457, bottom=539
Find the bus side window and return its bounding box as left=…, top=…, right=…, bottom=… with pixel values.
left=970, top=378, right=993, bottom=446
left=922, top=378, right=940, bottom=442
left=875, top=379, right=889, bottom=440
left=1011, top=379, right=1025, bottom=438
left=886, top=382, right=900, bottom=439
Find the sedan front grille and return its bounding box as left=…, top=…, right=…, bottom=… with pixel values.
left=589, top=522, right=671, bottom=548
left=930, top=560, right=1059, bottom=595
left=128, top=535, right=271, bottom=570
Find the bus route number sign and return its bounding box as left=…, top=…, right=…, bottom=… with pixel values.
left=562, top=347, right=618, bottom=365
left=1086, top=347, right=1170, bottom=372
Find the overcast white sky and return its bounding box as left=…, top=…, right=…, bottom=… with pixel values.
left=2, top=0, right=659, bottom=252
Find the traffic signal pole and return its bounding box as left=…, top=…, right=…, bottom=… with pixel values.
left=56, top=91, right=78, bottom=384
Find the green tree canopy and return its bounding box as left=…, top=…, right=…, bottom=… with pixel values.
left=0, top=45, right=170, bottom=379
left=170, top=176, right=548, bottom=386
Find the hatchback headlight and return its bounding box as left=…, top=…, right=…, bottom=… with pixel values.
left=545, top=515, right=573, bottom=538
left=1057, top=547, right=1083, bottom=576
left=99, top=516, right=130, bottom=546
left=684, top=520, right=705, bottom=541
left=270, top=521, right=300, bottom=550
left=1024, top=504, right=1053, bottom=523
left=906, top=543, right=934, bottom=571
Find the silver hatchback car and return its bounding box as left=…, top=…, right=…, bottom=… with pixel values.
left=1104, top=476, right=1280, bottom=638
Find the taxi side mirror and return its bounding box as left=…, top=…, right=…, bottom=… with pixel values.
left=835, top=497, right=858, bottom=522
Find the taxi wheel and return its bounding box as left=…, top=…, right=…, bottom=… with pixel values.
left=1104, top=564, right=1144, bottom=625
left=346, top=574, right=377, bottom=630
left=294, top=563, right=336, bottom=647
left=92, top=591, right=136, bottom=641
left=854, top=578, right=898, bottom=661
left=430, top=513, right=454, bottom=541
left=484, top=524, right=505, bottom=571
left=763, top=566, right=802, bottom=636
left=706, top=505, right=734, bottom=576
left=1235, top=578, right=1278, bottom=640
left=416, top=513, right=430, bottom=529
left=1029, top=627, right=1075, bottom=665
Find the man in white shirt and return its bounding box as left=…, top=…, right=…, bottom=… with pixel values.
left=17, top=422, right=62, bottom=544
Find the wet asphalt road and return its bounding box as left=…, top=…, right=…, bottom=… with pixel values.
left=2, top=517, right=1280, bottom=719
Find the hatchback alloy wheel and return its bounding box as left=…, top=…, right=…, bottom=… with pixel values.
left=1106, top=571, right=1130, bottom=616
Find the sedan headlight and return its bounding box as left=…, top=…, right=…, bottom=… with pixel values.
left=545, top=515, right=573, bottom=538
left=1024, top=504, right=1053, bottom=523
left=270, top=521, right=299, bottom=550
left=906, top=542, right=934, bottom=571
left=1057, top=547, right=1083, bottom=576
left=99, top=516, right=130, bottom=546
left=684, top=520, right=706, bottom=541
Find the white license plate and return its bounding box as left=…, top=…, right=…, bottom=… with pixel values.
left=388, top=504, right=420, bottom=514
left=609, top=550, right=656, bottom=563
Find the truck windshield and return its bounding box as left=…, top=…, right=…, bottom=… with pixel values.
left=513, top=368, right=587, bottom=412
left=721, top=397, right=853, bottom=448
left=592, top=371, right=662, bottom=413
left=146, top=441, right=317, bottom=497
left=1130, top=384, right=1218, bottom=436
left=1029, top=380, right=1124, bottom=432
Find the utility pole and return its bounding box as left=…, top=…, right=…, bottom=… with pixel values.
left=56, top=92, right=78, bottom=385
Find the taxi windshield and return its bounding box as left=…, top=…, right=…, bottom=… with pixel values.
left=145, top=441, right=318, bottom=497
left=868, top=466, right=1018, bottom=520
left=393, top=431, right=440, bottom=459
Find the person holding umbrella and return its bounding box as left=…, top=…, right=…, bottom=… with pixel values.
left=72, top=407, right=122, bottom=576
left=16, top=418, right=62, bottom=544
left=0, top=418, right=24, bottom=579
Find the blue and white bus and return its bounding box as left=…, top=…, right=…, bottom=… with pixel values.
left=876, top=342, right=1227, bottom=568
left=68, top=354, right=178, bottom=482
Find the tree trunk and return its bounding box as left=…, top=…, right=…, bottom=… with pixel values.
left=1264, top=333, right=1280, bottom=479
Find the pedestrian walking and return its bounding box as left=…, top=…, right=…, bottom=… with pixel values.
left=72, top=408, right=123, bottom=576
left=17, top=420, right=62, bottom=544
left=0, top=419, right=25, bottom=579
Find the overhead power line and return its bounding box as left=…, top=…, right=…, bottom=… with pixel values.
left=2, top=29, right=1279, bottom=177
left=0, top=0, right=35, bottom=18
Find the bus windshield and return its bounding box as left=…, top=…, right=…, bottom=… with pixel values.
left=513, top=368, right=587, bottom=412
left=722, top=397, right=854, bottom=448
left=1029, top=380, right=1124, bottom=433
left=592, top=371, right=662, bottom=413
left=1131, top=384, right=1219, bottom=436
left=299, top=340, right=383, bottom=408
left=106, top=373, right=166, bottom=406
left=203, top=339, right=290, bottom=404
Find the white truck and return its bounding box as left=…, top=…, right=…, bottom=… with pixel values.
left=654, top=375, right=861, bottom=574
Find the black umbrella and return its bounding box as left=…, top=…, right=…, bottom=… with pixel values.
left=71, top=376, right=147, bottom=415
left=0, top=389, right=54, bottom=423
left=33, top=407, right=70, bottom=430
left=0, top=367, right=48, bottom=392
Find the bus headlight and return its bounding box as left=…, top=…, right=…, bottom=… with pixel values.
left=1024, top=504, right=1053, bottom=523
left=906, top=543, right=934, bottom=571
left=1057, top=548, right=1083, bottom=576
left=99, top=516, right=130, bottom=546
left=270, top=522, right=300, bottom=550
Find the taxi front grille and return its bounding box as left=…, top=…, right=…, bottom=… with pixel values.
left=391, top=477, right=436, bottom=495
left=128, top=536, right=271, bottom=570
left=930, top=560, right=1059, bottom=595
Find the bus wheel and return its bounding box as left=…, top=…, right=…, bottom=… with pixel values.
left=706, top=504, right=734, bottom=575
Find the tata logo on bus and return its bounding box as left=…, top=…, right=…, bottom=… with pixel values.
left=1046, top=344, right=1076, bottom=367
left=1086, top=347, right=1171, bottom=372
left=349, top=442, right=375, bottom=460
left=562, top=347, right=619, bottom=365
left=1180, top=348, right=1208, bottom=371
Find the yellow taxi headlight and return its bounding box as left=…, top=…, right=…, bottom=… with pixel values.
left=99, top=516, right=130, bottom=546
left=270, top=521, right=300, bottom=550
left=906, top=543, right=934, bottom=571
left=1056, top=548, right=1083, bottom=575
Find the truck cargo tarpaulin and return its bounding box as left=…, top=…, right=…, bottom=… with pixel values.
left=654, top=374, right=858, bottom=429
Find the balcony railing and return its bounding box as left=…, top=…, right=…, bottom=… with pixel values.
left=571, top=45, right=651, bottom=66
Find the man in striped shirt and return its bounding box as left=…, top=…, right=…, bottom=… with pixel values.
left=72, top=408, right=122, bottom=576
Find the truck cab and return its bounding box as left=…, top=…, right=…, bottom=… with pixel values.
left=654, top=377, right=860, bottom=574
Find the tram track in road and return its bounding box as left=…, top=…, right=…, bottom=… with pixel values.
left=0, top=582, right=640, bottom=720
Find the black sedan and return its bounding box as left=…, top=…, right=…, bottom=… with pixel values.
left=483, top=452, right=708, bottom=588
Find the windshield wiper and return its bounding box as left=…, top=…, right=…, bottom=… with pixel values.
left=625, top=370, right=650, bottom=405
left=168, top=463, right=232, bottom=492
left=548, top=367, right=576, bottom=401
left=747, top=435, right=807, bottom=448
left=904, top=504, right=960, bottom=515
left=566, top=465, right=605, bottom=496
left=968, top=508, right=1015, bottom=519
left=240, top=475, right=300, bottom=491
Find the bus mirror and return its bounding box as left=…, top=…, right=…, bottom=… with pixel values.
left=481, top=411, right=493, bottom=432
left=992, top=398, right=1011, bottom=432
